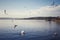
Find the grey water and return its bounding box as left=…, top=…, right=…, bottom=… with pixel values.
left=0, top=20, right=60, bottom=40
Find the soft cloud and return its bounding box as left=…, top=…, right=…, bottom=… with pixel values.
left=0, top=5, right=60, bottom=18
left=30, top=5, right=60, bottom=17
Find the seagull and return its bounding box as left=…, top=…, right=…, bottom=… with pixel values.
left=14, top=25, right=18, bottom=29
left=4, top=10, right=8, bottom=15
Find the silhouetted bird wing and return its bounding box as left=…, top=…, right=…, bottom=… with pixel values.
left=14, top=25, right=17, bottom=29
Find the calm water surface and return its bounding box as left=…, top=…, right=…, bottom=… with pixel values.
left=0, top=20, right=60, bottom=40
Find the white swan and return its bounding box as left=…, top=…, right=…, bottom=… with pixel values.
left=21, top=30, right=25, bottom=35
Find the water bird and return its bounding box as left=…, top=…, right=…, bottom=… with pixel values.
left=54, top=32, right=57, bottom=36
left=14, top=25, right=18, bottom=29
left=52, top=32, right=58, bottom=37
left=20, top=30, right=25, bottom=36
left=51, top=0, right=58, bottom=7
left=4, top=10, right=8, bottom=15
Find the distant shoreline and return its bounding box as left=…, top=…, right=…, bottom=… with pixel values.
left=0, top=17, right=60, bottom=20
left=0, top=17, right=60, bottom=23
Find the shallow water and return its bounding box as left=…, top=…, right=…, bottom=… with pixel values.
left=0, top=20, right=60, bottom=40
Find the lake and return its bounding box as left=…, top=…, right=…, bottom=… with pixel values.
left=0, top=20, right=60, bottom=40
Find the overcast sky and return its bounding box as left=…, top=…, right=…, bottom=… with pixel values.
left=0, top=0, right=60, bottom=18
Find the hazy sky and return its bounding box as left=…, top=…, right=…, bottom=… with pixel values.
left=0, top=0, right=60, bottom=18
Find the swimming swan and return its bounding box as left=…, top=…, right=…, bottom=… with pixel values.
left=21, top=30, right=25, bottom=35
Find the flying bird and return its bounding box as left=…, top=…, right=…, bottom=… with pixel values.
left=4, top=10, right=8, bottom=15
left=14, top=25, right=18, bottom=29
left=51, top=0, right=58, bottom=7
